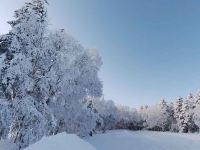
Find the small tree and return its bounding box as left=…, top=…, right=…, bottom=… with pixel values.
left=193, top=91, right=200, bottom=131
left=174, top=97, right=186, bottom=132
left=181, top=94, right=198, bottom=133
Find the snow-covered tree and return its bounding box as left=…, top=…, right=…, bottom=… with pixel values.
left=0, top=34, right=12, bottom=55
left=0, top=100, right=14, bottom=140
left=139, top=105, right=149, bottom=128
left=174, top=97, right=186, bottom=132
left=158, top=99, right=173, bottom=131
left=89, top=97, right=142, bottom=132
left=193, top=91, right=200, bottom=131
left=181, top=94, right=198, bottom=133
left=91, top=98, right=118, bottom=131
left=116, top=105, right=141, bottom=130
left=0, top=0, right=102, bottom=148
left=45, top=30, right=102, bottom=136
left=145, top=100, right=171, bottom=131
left=0, top=0, right=52, bottom=148
left=168, top=102, right=177, bottom=132
left=195, top=91, right=200, bottom=105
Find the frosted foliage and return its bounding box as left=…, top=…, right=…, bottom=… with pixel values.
left=91, top=98, right=118, bottom=130
left=145, top=102, right=170, bottom=130
left=0, top=100, right=14, bottom=139
left=173, top=98, right=184, bottom=132
left=194, top=92, right=200, bottom=127
left=117, top=106, right=138, bottom=122
left=0, top=0, right=102, bottom=149
left=8, top=98, right=47, bottom=148
left=194, top=105, right=200, bottom=127
left=45, top=30, right=102, bottom=136
left=173, top=96, right=197, bottom=133
left=115, top=105, right=141, bottom=130
left=139, top=105, right=149, bottom=127
left=89, top=97, right=141, bottom=131
left=0, top=1, right=54, bottom=148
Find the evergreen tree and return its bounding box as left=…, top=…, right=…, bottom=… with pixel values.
left=139, top=105, right=149, bottom=128
left=168, top=102, right=176, bottom=131
left=145, top=100, right=171, bottom=131
left=182, top=94, right=198, bottom=133
left=0, top=0, right=103, bottom=148
left=159, top=99, right=172, bottom=131
left=0, top=0, right=50, bottom=148
left=193, top=91, right=200, bottom=131
left=174, top=97, right=184, bottom=132
left=195, top=91, right=200, bottom=105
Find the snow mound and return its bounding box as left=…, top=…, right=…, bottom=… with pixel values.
left=25, top=133, right=95, bottom=150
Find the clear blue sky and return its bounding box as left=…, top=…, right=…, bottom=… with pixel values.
left=1, top=0, right=200, bottom=107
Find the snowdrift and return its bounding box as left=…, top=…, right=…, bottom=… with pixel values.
left=25, top=133, right=95, bottom=150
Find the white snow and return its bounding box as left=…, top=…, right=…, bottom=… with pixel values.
left=86, top=130, right=200, bottom=150
left=25, top=133, right=95, bottom=150
left=24, top=130, right=200, bottom=150
left=0, top=140, right=17, bottom=150
left=0, top=53, right=5, bottom=63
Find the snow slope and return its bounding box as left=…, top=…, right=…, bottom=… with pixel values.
left=24, top=130, right=200, bottom=150
left=25, top=133, right=95, bottom=150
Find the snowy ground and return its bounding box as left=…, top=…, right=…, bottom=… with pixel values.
left=25, top=133, right=95, bottom=150
left=24, top=130, right=200, bottom=150
left=86, top=130, right=200, bottom=150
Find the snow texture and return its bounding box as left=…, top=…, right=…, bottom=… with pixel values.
left=23, top=130, right=200, bottom=150
left=86, top=130, right=200, bottom=150
left=25, top=133, right=95, bottom=150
